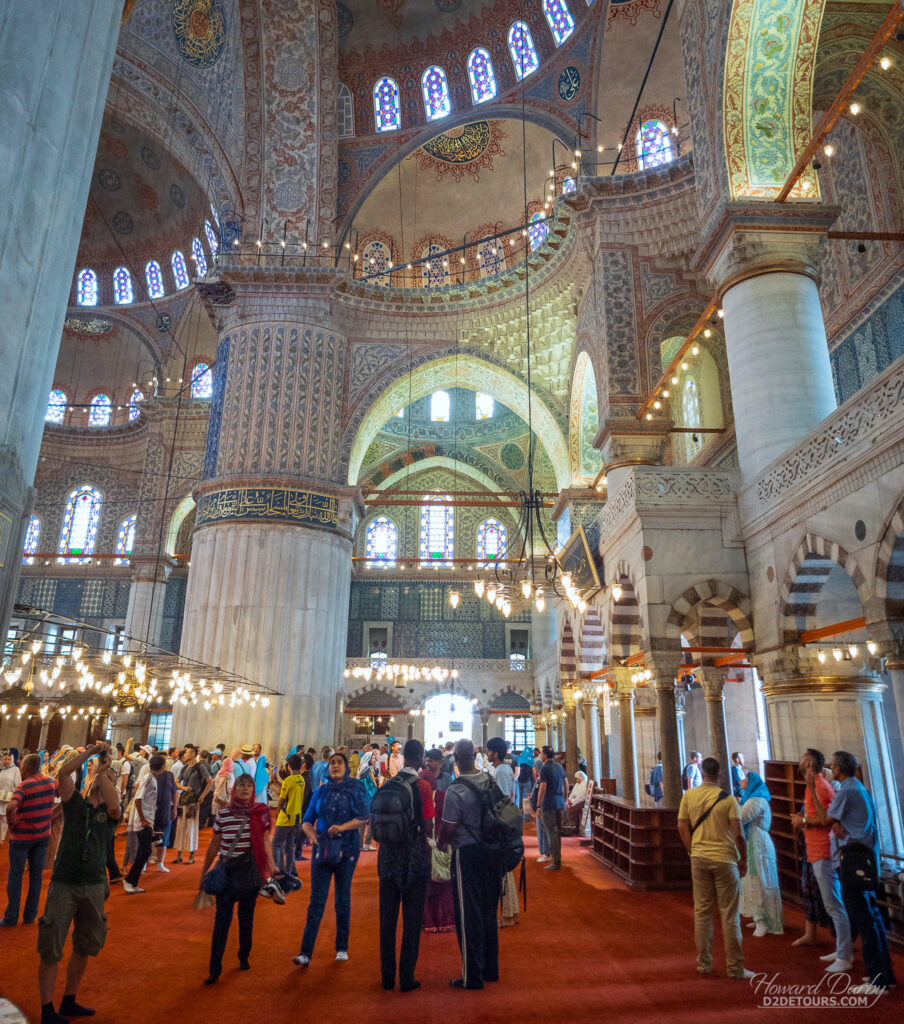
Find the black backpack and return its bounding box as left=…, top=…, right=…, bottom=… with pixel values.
left=838, top=839, right=879, bottom=892
left=369, top=774, right=422, bottom=845
left=457, top=775, right=524, bottom=873
left=518, top=762, right=532, bottom=784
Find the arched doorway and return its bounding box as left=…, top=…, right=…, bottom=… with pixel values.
left=422, top=692, right=475, bottom=749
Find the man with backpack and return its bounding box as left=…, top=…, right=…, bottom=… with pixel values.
left=369, top=739, right=434, bottom=992
left=439, top=738, right=522, bottom=990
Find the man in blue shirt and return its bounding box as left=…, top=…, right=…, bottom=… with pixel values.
left=807, top=750, right=896, bottom=993
left=535, top=746, right=567, bottom=871
left=730, top=752, right=745, bottom=800
left=311, top=747, right=333, bottom=789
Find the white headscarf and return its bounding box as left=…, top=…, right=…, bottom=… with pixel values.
left=569, top=771, right=590, bottom=805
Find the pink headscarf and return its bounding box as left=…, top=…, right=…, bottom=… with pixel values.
left=217, top=756, right=234, bottom=779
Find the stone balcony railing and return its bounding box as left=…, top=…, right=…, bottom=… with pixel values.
left=344, top=656, right=533, bottom=675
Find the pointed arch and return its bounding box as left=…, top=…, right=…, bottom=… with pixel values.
left=508, top=21, right=539, bottom=80
left=664, top=579, right=754, bottom=648
left=569, top=351, right=602, bottom=484
left=467, top=48, right=497, bottom=104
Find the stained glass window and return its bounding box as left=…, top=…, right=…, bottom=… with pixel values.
left=363, top=241, right=392, bottom=287
left=89, top=394, right=112, bottom=426
left=145, top=260, right=164, bottom=299
left=422, top=244, right=449, bottom=288
left=475, top=393, right=494, bottom=419
left=365, top=516, right=398, bottom=568
left=191, top=363, right=213, bottom=399
left=77, top=269, right=98, bottom=306
left=477, top=517, right=506, bottom=568
left=129, top=389, right=143, bottom=423
left=204, top=220, right=219, bottom=253
left=543, top=0, right=575, bottom=45
left=467, top=48, right=497, bottom=104
left=46, top=389, right=67, bottom=424
left=338, top=83, right=355, bottom=138
left=373, top=77, right=401, bottom=132
left=114, top=514, right=136, bottom=565
left=113, top=266, right=133, bottom=304
left=22, top=515, right=40, bottom=565
left=171, top=251, right=189, bottom=289
left=636, top=120, right=674, bottom=170
left=210, top=203, right=219, bottom=227
left=477, top=237, right=504, bottom=277
left=58, top=485, right=102, bottom=564
left=430, top=390, right=451, bottom=422
left=422, top=65, right=451, bottom=122
left=528, top=211, right=548, bottom=251
left=508, top=22, right=539, bottom=81
left=192, top=238, right=208, bottom=275
left=420, top=494, right=453, bottom=566
left=562, top=175, right=577, bottom=194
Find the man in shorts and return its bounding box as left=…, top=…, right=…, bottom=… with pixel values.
left=37, top=742, right=120, bottom=1024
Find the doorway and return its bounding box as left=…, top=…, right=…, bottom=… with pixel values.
left=422, top=692, right=475, bottom=750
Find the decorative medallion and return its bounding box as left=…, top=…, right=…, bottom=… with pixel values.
left=97, top=169, right=121, bottom=191
left=64, top=316, right=113, bottom=335
left=104, top=136, right=128, bottom=160
left=418, top=120, right=506, bottom=183
left=607, top=0, right=662, bottom=28
left=169, top=183, right=186, bottom=208
left=156, top=313, right=172, bottom=333
left=137, top=183, right=159, bottom=212
left=557, top=65, right=581, bottom=104
left=434, top=0, right=462, bottom=11
left=171, top=0, right=227, bottom=69
left=275, top=57, right=303, bottom=88
left=140, top=144, right=160, bottom=170
left=112, top=211, right=134, bottom=234
left=336, top=2, right=353, bottom=37
left=337, top=159, right=351, bottom=185
left=274, top=180, right=303, bottom=211
left=500, top=443, right=525, bottom=471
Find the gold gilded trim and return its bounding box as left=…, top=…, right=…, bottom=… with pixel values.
left=761, top=675, right=886, bottom=698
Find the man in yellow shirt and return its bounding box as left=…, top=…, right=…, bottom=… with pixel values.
left=273, top=754, right=306, bottom=876
left=677, top=756, right=752, bottom=979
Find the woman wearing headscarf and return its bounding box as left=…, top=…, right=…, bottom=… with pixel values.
left=419, top=760, right=455, bottom=933
left=564, top=770, right=591, bottom=828
left=517, top=748, right=535, bottom=822
left=293, top=752, right=370, bottom=966
left=198, top=772, right=276, bottom=984
left=739, top=771, right=784, bottom=936
left=212, top=755, right=234, bottom=815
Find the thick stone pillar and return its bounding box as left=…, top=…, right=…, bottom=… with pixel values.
left=598, top=419, right=671, bottom=498
left=584, top=695, right=602, bottom=781
left=0, top=0, right=124, bottom=634
left=561, top=687, right=579, bottom=778
left=123, top=559, right=170, bottom=652
left=701, top=676, right=731, bottom=791
left=176, top=271, right=358, bottom=756
left=613, top=668, right=638, bottom=804
left=699, top=207, right=839, bottom=480
left=655, top=678, right=683, bottom=809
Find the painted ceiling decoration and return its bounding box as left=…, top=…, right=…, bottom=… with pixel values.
left=63, top=317, right=114, bottom=335
left=607, top=0, right=662, bottom=29
left=418, top=120, right=507, bottom=182
left=723, top=0, right=825, bottom=198
left=172, top=0, right=228, bottom=68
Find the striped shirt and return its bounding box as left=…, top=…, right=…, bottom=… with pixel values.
left=9, top=775, right=58, bottom=841
left=212, top=807, right=253, bottom=858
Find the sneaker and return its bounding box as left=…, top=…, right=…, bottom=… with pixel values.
left=336, top=951, right=348, bottom=962
left=157, top=863, right=170, bottom=873
left=259, top=879, right=286, bottom=904
left=819, top=952, right=838, bottom=962
left=729, top=969, right=756, bottom=980
left=536, top=855, right=551, bottom=863
left=122, top=882, right=146, bottom=894
left=825, top=959, right=852, bottom=974
left=292, top=954, right=310, bottom=967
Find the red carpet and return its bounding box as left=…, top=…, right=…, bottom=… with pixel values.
left=1, top=829, right=901, bottom=1022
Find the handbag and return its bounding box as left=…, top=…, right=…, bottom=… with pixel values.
left=0, top=789, right=14, bottom=803
left=428, top=837, right=452, bottom=882
left=838, top=839, right=879, bottom=892
left=201, top=819, right=248, bottom=895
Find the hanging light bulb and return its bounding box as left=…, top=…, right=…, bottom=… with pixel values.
left=502, top=601, right=511, bottom=618
left=521, top=579, right=532, bottom=599
left=495, top=594, right=505, bottom=610
left=867, top=640, right=878, bottom=656
left=832, top=648, right=843, bottom=662
left=578, top=599, right=587, bottom=613
left=535, top=591, right=546, bottom=613
left=486, top=585, right=497, bottom=603
left=474, top=579, right=485, bottom=598
left=848, top=644, right=858, bottom=658
left=817, top=650, right=827, bottom=664
left=449, top=591, right=460, bottom=610
left=611, top=582, right=623, bottom=602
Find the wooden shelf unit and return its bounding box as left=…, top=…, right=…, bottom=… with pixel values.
left=589, top=792, right=690, bottom=890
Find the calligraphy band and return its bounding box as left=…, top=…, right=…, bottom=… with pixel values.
left=195, top=485, right=340, bottom=530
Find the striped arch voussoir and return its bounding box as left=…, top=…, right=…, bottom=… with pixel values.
left=874, top=497, right=904, bottom=602
left=664, top=579, right=754, bottom=647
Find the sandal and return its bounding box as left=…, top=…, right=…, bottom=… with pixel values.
left=174, top=856, right=183, bottom=864
left=188, top=854, right=195, bottom=865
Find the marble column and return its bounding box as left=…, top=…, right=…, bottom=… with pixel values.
left=700, top=207, right=839, bottom=480
left=479, top=708, right=491, bottom=748
left=701, top=676, right=731, bottom=791
left=598, top=686, right=612, bottom=777
left=0, top=0, right=124, bottom=634
left=655, top=679, right=683, bottom=809
left=584, top=695, right=603, bottom=781
left=176, top=271, right=359, bottom=756
left=561, top=687, right=579, bottom=778
left=613, top=668, right=638, bottom=804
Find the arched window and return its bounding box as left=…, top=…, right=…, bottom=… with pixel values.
left=365, top=516, right=398, bottom=568
left=373, top=77, right=401, bottom=132
left=420, top=494, right=453, bottom=566
left=636, top=120, right=673, bottom=170
left=422, top=244, right=449, bottom=288
left=467, top=48, right=497, bottom=104
left=191, top=238, right=208, bottom=275
left=209, top=203, right=220, bottom=227
left=475, top=393, right=494, bottom=419
left=113, top=266, right=133, bottom=304
left=562, top=175, right=577, bottom=194
left=430, top=390, right=451, bottom=422
left=77, top=269, right=98, bottom=306
left=528, top=211, right=548, bottom=251
left=508, top=22, right=539, bottom=81
left=338, top=83, right=355, bottom=138
left=171, top=251, right=190, bottom=289
left=477, top=237, right=505, bottom=277
left=145, top=260, right=164, bottom=299
left=114, top=514, right=137, bottom=565
left=22, top=515, right=40, bottom=565
left=363, top=241, right=392, bottom=287
left=129, top=389, right=143, bottom=423
left=477, top=517, right=506, bottom=568
left=681, top=373, right=704, bottom=461
left=191, top=363, right=213, bottom=399
left=543, top=0, right=575, bottom=45
left=204, top=220, right=219, bottom=253
left=89, top=394, right=112, bottom=426
left=58, top=485, right=102, bottom=564
left=422, top=65, right=451, bottom=121
left=45, top=389, right=67, bottom=424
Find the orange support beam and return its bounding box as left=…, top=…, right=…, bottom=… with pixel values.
left=624, top=651, right=647, bottom=666
left=799, top=617, right=866, bottom=644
